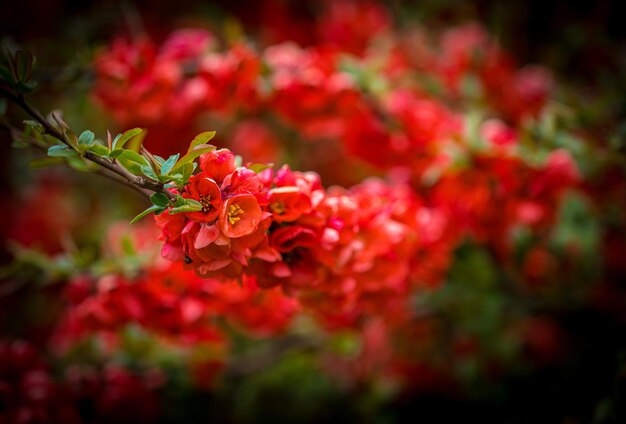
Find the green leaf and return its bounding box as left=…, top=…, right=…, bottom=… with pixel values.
left=130, top=205, right=165, bottom=224
left=181, top=162, right=194, bottom=185
left=150, top=192, right=170, bottom=208
left=88, top=144, right=110, bottom=157
left=15, top=81, right=36, bottom=93
left=23, top=120, right=44, bottom=133
left=78, top=130, right=95, bottom=146
left=174, top=194, right=186, bottom=207
left=170, top=144, right=215, bottom=174
left=188, top=131, right=216, bottom=152
left=169, top=204, right=202, bottom=214
left=109, top=149, right=124, bottom=159
left=169, top=198, right=202, bottom=214
left=140, top=164, right=158, bottom=180
left=160, top=153, right=180, bottom=176
left=117, top=150, right=149, bottom=175
left=248, top=163, right=273, bottom=173
left=48, top=144, right=77, bottom=158
left=112, top=128, right=143, bottom=151
left=117, top=150, right=149, bottom=165
left=14, top=50, right=34, bottom=83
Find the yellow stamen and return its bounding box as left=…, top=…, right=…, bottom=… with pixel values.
left=228, top=203, right=244, bottom=225
left=200, top=194, right=213, bottom=213
left=270, top=202, right=285, bottom=215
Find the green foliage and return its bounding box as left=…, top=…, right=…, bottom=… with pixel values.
left=77, top=130, right=95, bottom=146
left=47, top=144, right=77, bottom=158
left=160, top=153, right=180, bottom=176
left=150, top=192, right=170, bottom=208
left=112, top=127, right=144, bottom=151
left=0, top=47, right=37, bottom=93
left=116, top=150, right=150, bottom=174
left=170, top=143, right=215, bottom=175
left=130, top=205, right=165, bottom=224
left=169, top=198, right=202, bottom=214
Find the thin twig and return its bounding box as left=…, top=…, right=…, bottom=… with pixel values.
left=0, top=86, right=177, bottom=202
left=2, top=121, right=151, bottom=200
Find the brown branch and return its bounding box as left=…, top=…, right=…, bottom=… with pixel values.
left=0, top=86, right=177, bottom=202
left=2, top=121, right=152, bottom=200
left=94, top=168, right=152, bottom=200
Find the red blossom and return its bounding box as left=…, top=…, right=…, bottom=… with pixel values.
left=219, top=194, right=263, bottom=238
left=182, top=173, right=223, bottom=222
left=199, top=149, right=238, bottom=183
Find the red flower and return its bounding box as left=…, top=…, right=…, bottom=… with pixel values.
left=199, top=149, right=237, bottom=183
left=219, top=194, right=263, bottom=238
left=182, top=173, right=223, bottom=222
left=270, top=225, right=318, bottom=252
left=268, top=186, right=312, bottom=222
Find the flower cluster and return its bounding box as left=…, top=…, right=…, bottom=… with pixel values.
left=57, top=262, right=298, bottom=346
left=0, top=340, right=160, bottom=423
left=151, top=147, right=438, bottom=325
left=92, top=17, right=552, bottom=164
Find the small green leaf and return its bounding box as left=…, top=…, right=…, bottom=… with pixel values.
left=130, top=205, right=164, bottom=224
left=140, top=164, right=158, bottom=180
left=181, top=162, right=194, bottom=185
left=23, top=120, right=44, bottom=133
left=78, top=130, right=95, bottom=146
left=109, top=149, right=124, bottom=159
left=14, top=50, right=34, bottom=83
left=169, top=198, right=202, bottom=214
left=170, top=144, right=215, bottom=174
left=117, top=150, right=149, bottom=175
left=248, top=163, right=273, bottom=173
left=15, top=81, right=36, bottom=93
left=150, top=192, right=170, bottom=208
left=160, top=153, right=180, bottom=176
left=112, top=128, right=143, bottom=151
left=117, top=150, right=149, bottom=165
left=174, top=194, right=186, bottom=207
left=88, top=144, right=110, bottom=156
left=188, top=131, right=216, bottom=152
left=48, top=144, right=77, bottom=158
left=169, top=204, right=202, bottom=214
